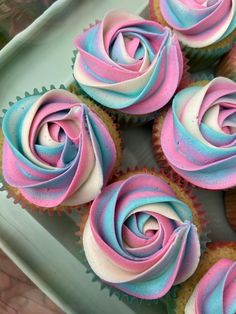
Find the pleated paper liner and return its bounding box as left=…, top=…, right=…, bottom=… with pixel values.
left=216, top=43, right=236, bottom=81
left=0, top=85, right=122, bottom=215
left=174, top=241, right=236, bottom=314
left=148, top=0, right=236, bottom=72
left=224, top=188, right=236, bottom=232
left=182, top=38, right=235, bottom=73
left=177, top=55, right=193, bottom=91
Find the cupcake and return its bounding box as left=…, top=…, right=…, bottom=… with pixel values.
left=0, top=87, right=121, bottom=213
left=149, top=0, right=236, bottom=72
left=176, top=242, right=236, bottom=314
left=82, top=170, right=202, bottom=300
left=155, top=77, right=236, bottom=190
left=216, top=43, right=236, bottom=81
left=73, top=10, right=183, bottom=123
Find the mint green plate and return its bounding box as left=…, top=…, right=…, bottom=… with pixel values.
left=0, top=1, right=235, bottom=313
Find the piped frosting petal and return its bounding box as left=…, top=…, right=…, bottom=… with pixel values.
left=73, top=10, right=183, bottom=115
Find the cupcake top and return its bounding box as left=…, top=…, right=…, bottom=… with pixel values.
left=161, top=77, right=236, bottom=189
left=83, top=173, right=200, bottom=299
left=2, top=89, right=117, bottom=208
left=185, top=258, right=236, bottom=314
left=158, top=0, right=236, bottom=48
left=73, top=10, right=183, bottom=115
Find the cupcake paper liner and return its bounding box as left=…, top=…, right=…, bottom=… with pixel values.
left=216, top=43, right=236, bottom=81
left=224, top=188, right=236, bottom=232
left=175, top=241, right=236, bottom=314
left=182, top=42, right=233, bottom=73
left=177, top=55, right=193, bottom=92
left=190, top=73, right=214, bottom=84
left=0, top=85, right=122, bottom=214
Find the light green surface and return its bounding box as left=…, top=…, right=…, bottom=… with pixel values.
left=0, top=1, right=235, bottom=313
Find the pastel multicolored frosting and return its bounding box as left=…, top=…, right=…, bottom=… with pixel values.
left=83, top=173, right=200, bottom=299
left=73, top=10, right=183, bottom=115
left=2, top=89, right=117, bottom=208
left=185, top=258, right=236, bottom=314
left=161, top=77, right=236, bottom=189
left=159, top=0, right=236, bottom=48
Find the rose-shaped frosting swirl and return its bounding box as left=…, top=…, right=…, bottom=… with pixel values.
left=159, top=0, right=236, bottom=48
left=185, top=259, right=236, bottom=314
left=2, top=89, right=117, bottom=207
left=83, top=173, right=200, bottom=299
left=73, top=10, right=183, bottom=115
left=161, top=77, right=236, bottom=189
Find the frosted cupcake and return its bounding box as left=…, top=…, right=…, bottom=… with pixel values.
left=82, top=171, right=202, bottom=300
left=73, top=10, right=183, bottom=123
left=149, top=0, right=236, bottom=71
left=176, top=242, right=236, bottom=314
left=157, top=77, right=236, bottom=190
left=0, top=88, right=121, bottom=213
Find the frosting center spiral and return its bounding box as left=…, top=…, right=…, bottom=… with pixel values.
left=73, top=10, right=183, bottom=115
left=2, top=89, right=117, bottom=207
left=160, top=0, right=236, bottom=47
left=83, top=173, right=200, bottom=299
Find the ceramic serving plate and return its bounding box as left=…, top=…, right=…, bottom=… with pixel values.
left=0, top=1, right=235, bottom=313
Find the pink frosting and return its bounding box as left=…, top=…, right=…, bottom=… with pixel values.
left=161, top=77, right=236, bottom=189
left=2, top=89, right=117, bottom=208
left=83, top=173, right=200, bottom=299
left=185, top=258, right=236, bottom=313
left=159, top=0, right=236, bottom=48
left=73, top=10, right=183, bottom=115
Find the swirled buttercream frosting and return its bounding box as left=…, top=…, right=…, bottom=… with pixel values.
left=83, top=173, right=200, bottom=299
left=185, top=258, right=236, bottom=314
left=159, top=0, right=236, bottom=48
left=161, top=77, right=236, bottom=189
left=73, top=10, right=183, bottom=115
left=2, top=89, right=117, bottom=208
